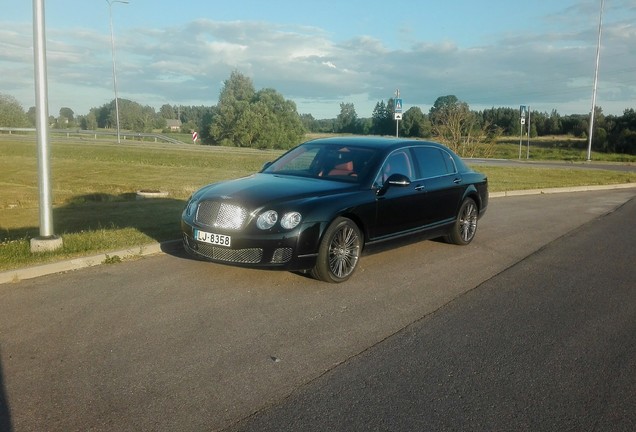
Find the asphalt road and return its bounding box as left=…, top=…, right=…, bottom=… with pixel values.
left=0, top=189, right=634, bottom=432
left=231, top=193, right=636, bottom=432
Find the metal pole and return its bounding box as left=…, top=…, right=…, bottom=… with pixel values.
left=107, top=0, right=129, bottom=144
left=31, top=0, right=62, bottom=252
left=395, top=89, right=400, bottom=137
left=526, top=106, right=530, bottom=159
left=519, top=105, right=524, bottom=159
left=587, top=0, right=604, bottom=161
left=33, top=0, right=53, bottom=237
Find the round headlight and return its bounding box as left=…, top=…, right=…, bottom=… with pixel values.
left=281, top=212, right=302, bottom=229
left=257, top=210, right=278, bottom=230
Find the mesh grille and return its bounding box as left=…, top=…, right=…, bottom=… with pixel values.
left=195, top=243, right=263, bottom=264
left=196, top=201, right=248, bottom=230
left=271, top=248, right=293, bottom=264
left=195, top=201, right=220, bottom=226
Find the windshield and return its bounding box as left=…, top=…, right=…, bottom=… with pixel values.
left=262, top=143, right=379, bottom=183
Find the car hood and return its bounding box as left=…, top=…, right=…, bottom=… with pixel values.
left=194, top=173, right=358, bottom=209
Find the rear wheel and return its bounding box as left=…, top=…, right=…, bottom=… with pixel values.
left=311, top=217, right=362, bottom=283
left=445, top=197, right=478, bottom=245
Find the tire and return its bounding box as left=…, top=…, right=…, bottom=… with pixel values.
left=445, top=197, right=478, bottom=245
left=311, top=217, right=363, bottom=283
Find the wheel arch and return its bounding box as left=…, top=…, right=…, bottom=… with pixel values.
left=461, top=185, right=482, bottom=213
left=338, top=211, right=367, bottom=250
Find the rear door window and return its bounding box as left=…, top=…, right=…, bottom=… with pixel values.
left=412, top=147, right=455, bottom=179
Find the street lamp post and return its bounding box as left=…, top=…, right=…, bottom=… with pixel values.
left=30, top=0, right=63, bottom=252
left=587, top=0, right=604, bottom=162
left=107, top=0, right=129, bottom=144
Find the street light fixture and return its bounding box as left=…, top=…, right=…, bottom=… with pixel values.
left=107, top=0, right=129, bottom=144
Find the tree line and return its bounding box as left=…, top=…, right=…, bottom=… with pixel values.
left=1, top=71, right=635, bottom=154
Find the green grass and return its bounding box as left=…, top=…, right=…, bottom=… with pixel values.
left=482, top=166, right=634, bottom=191
left=0, top=134, right=634, bottom=272
left=495, top=136, right=636, bottom=162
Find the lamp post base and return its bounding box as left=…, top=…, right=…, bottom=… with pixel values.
left=30, top=235, right=63, bottom=253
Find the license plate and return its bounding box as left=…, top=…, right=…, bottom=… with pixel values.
left=194, top=229, right=231, bottom=247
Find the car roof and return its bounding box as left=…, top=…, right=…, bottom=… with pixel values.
left=306, top=136, right=448, bottom=152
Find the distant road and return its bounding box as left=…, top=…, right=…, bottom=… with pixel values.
left=0, top=127, right=185, bottom=145
left=468, top=157, right=635, bottom=172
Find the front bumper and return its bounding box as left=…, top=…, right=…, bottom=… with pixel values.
left=181, top=220, right=323, bottom=271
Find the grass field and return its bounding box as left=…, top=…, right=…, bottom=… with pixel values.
left=1, top=134, right=634, bottom=271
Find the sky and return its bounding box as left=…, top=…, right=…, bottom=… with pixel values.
left=1, top=0, right=635, bottom=119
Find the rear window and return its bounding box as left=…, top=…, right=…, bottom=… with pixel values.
left=412, top=147, right=455, bottom=178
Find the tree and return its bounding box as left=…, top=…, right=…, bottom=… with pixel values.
left=615, top=128, right=636, bottom=155
left=613, top=108, right=636, bottom=155
left=80, top=111, right=98, bottom=130
left=0, top=93, right=29, bottom=127
left=210, top=71, right=304, bottom=148
left=58, top=107, right=75, bottom=128
left=335, top=102, right=358, bottom=133
left=480, top=107, right=519, bottom=135
left=254, top=88, right=305, bottom=148
left=431, top=98, right=474, bottom=154
left=358, top=117, right=372, bottom=135
left=88, top=98, right=168, bottom=133
left=300, top=113, right=317, bottom=132
left=371, top=100, right=395, bottom=136
left=429, top=95, right=459, bottom=126
left=210, top=71, right=256, bottom=146
left=592, top=127, right=608, bottom=152
left=159, top=104, right=176, bottom=119
left=27, top=106, right=37, bottom=127
left=430, top=95, right=499, bottom=157
left=548, top=109, right=562, bottom=135
left=401, top=106, right=431, bottom=138
left=194, top=106, right=215, bottom=142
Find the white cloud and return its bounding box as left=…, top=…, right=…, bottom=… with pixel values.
left=1, top=11, right=634, bottom=119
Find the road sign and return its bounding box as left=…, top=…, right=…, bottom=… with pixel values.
left=394, top=113, right=402, bottom=120
left=395, top=98, right=403, bottom=113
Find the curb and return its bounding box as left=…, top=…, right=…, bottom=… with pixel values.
left=488, top=182, right=636, bottom=198
left=0, top=242, right=178, bottom=286
left=1, top=184, right=634, bottom=285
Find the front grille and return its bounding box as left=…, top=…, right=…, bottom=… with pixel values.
left=195, top=201, right=248, bottom=230
left=193, top=242, right=263, bottom=264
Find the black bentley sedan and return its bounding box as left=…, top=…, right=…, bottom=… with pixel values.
left=181, top=137, right=488, bottom=283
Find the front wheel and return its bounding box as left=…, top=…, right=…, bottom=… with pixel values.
left=311, top=217, right=363, bottom=283
left=445, top=197, right=478, bottom=245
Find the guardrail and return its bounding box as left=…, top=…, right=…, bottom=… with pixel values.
left=0, top=127, right=186, bottom=145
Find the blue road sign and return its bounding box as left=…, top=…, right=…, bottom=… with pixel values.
left=395, top=98, right=403, bottom=113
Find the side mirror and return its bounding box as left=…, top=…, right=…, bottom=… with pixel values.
left=377, top=173, right=411, bottom=196
left=387, top=173, right=411, bottom=186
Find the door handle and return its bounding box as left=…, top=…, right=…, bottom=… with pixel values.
left=453, top=178, right=462, bottom=184
left=414, top=185, right=426, bottom=191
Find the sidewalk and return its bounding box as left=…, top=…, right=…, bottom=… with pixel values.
left=1, top=183, right=634, bottom=285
